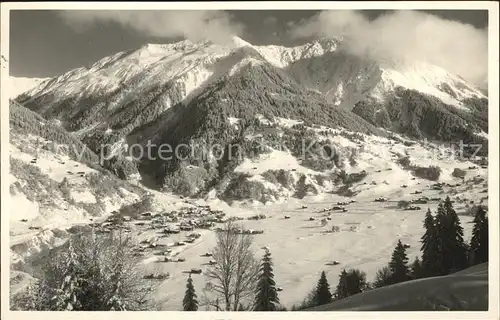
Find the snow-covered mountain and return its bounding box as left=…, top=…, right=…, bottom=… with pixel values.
left=18, top=36, right=485, bottom=109
left=14, top=36, right=488, bottom=194
left=8, top=76, right=50, bottom=99
left=373, top=61, right=486, bottom=108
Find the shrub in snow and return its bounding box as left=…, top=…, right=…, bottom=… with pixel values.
left=397, top=200, right=411, bottom=209
left=413, top=166, right=441, bottom=181
left=247, top=214, right=267, bottom=221
left=314, top=174, right=331, bottom=187
left=9, top=157, right=60, bottom=203
left=452, top=168, right=467, bottom=178
left=163, top=163, right=209, bottom=197
left=294, top=174, right=318, bottom=199
left=102, top=156, right=139, bottom=181
left=397, top=156, right=412, bottom=169
left=222, top=173, right=279, bottom=203
left=334, top=185, right=357, bottom=198
left=10, top=231, right=155, bottom=311
left=118, top=194, right=154, bottom=219
left=261, top=170, right=279, bottom=185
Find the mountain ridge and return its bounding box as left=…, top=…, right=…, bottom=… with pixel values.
left=14, top=36, right=486, bottom=104
left=12, top=36, right=489, bottom=195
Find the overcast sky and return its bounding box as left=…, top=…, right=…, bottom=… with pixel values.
left=9, top=9, right=488, bottom=87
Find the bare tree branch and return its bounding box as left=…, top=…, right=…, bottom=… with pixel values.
left=205, top=221, right=259, bottom=311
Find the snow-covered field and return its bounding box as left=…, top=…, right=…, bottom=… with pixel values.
left=137, top=186, right=476, bottom=310
left=7, top=164, right=485, bottom=310
left=131, top=130, right=486, bottom=310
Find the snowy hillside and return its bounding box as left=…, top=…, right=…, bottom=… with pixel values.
left=8, top=76, right=50, bottom=99
left=8, top=100, right=203, bottom=281
left=308, top=263, right=488, bottom=311
left=373, top=61, right=486, bottom=108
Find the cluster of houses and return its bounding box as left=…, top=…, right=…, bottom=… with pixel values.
left=135, top=205, right=228, bottom=232
left=318, top=200, right=356, bottom=215
left=132, top=205, right=265, bottom=278
left=319, top=205, right=348, bottom=213
left=89, top=213, right=133, bottom=234
left=84, top=202, right=274, bottom=281
left=213, top=225, right=265, bottom=235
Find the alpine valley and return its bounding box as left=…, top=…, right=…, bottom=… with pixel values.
left=8, top=36, right=489, bottom=310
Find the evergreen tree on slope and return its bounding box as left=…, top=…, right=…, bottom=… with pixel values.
left=372, top=266, right=393, bottom=288
left=183, top=275, right=198, bottom=311
left=49, top=239, right=82, bottom=311
left=421, top=209, right=442, bottom=277
left=435, top=202, right=453, bottom=275
left=443, top=196, right=468, bottom=271
left=335, top=269, right=368, bottom=299
left=410, top=257, right=424, bottom=280
left=313, top=271, right=333, bottom=306
left=469, top=206, right=489, bottom=265
left=334, top=269, right=349, bottom=300
left=253, top=250, right=280, bottom=311
left=388, top=240, right=410, bottom=284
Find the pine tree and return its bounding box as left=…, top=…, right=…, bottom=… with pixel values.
left=313, top=271, right=333, bottom=306
left=410, top=257, right=423, bottom=280
left=469, top=206, right=488, bottom=265
left=335, top=269, right=368, bottom=299
left=420, top=209, right=442, bottom=277
left=443, top=196, right=468, bottom=271
left=253, top=250, right=280, bottom=311
left=434, top=202, right=452, bottom=275
left=334, top=269, right=349, bottom=299
left=183, top=275, right=198, bottom=311
left=49, top=239, right=82, bottom=310
left=372, top=266, right=393, bottom=288
left=388, top=240, right=410, bottom=284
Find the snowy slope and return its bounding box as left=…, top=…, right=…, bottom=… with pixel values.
left=20, top=37, right=260, bottom=102
left=8, top=76, right=50, bottom=98
left=254, top=37, right=342, bottom=68
left=308, top=263, right=488, bottom=311
left=373, top=61, right=486, bottom=108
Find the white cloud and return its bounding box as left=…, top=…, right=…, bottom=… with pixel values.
left=58, top=10, right=245, bottom=44
left=263, top=16, right=278, bottom=26
left=289, top=10, right=488, bottom=88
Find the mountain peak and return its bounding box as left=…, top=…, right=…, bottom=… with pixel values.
left=229, top=36, right=253, bottom=48
left=308, top=36, right=343, bottom=49
left=136, top=36, right=252, bottom=54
